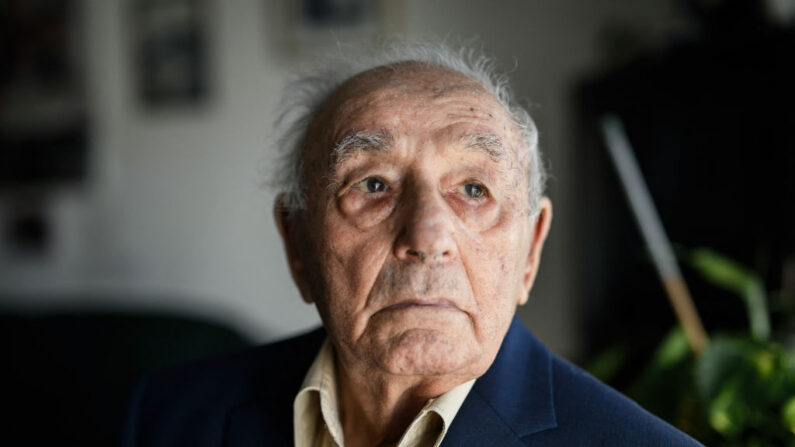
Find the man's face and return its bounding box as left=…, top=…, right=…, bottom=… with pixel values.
left=278, top=64, right=551, bottom=379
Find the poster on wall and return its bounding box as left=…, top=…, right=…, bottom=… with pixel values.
left=279, top=0, right=404, bottom=55
left=299, top=0, right=372, bottom=27
left=131, top=0, right=208, bottom=107
left=0, top=0, right=88, bottom=191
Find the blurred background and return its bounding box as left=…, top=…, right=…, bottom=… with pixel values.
left=1, top=0, right=793, bottom=445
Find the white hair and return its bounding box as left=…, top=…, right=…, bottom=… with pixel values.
left=271, top=39, right=547, bottom=217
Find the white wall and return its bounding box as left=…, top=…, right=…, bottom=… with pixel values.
left=0, top=0, right=688, bottom=358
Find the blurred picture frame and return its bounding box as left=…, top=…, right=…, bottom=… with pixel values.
left=0, top=0, right=88, bottom=191
left=131, top=0, right=208, bottom=107
left=299, top=0, right=372, bottom=27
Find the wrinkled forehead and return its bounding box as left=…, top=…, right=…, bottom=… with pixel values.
left=305, top=63, right=522, bottom=158
left=328, top=63, right=487, bottom=108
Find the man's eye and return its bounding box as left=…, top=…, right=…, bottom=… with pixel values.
left=463, top=183, right=486, bottom=199
left=356, top=177, right=388, bottom=193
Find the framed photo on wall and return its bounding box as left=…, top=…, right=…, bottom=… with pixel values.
left=131, top=0, right=208, bottom=107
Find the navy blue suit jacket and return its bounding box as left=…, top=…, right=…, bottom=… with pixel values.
left=122, top=317, right=701, bottom=446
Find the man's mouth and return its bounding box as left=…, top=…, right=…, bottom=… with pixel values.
left=381, top=298, right=460, bottom=312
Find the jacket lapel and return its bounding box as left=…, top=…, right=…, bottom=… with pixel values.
left=223, top=327, right=327, bottom=447
left=442, top=317, right=557, bottom=446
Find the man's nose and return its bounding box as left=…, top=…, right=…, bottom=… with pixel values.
left=394, top=185, right=457, bottom=263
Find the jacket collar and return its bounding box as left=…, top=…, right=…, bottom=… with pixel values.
left=442, top=316, right=557, bottom=446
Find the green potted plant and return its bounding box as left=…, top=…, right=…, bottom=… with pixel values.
left=591, top=248, right=795, bottom=446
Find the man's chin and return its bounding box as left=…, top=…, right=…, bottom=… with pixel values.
left=372, top=327, right=479, bottom=376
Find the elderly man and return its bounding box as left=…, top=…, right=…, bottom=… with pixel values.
left=122, top=42, right=700, bottom=446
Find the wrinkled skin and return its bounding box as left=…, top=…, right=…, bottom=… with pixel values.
left=275, top=63, right=552, bottom=446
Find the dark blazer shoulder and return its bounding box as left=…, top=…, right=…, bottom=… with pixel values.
left=445, top=318, right=702, bottom=446
left=122, top=326, right=325, bottom=447
left=542, top=352, right=701, bottom=446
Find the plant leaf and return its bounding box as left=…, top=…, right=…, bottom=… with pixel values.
left=783, top=395, right=795, bottom=435
left=653, top=326, right=691, bottom=369
left=586, top=344, right=629, bottom=383
left=689, top=248, right=771, bottom=341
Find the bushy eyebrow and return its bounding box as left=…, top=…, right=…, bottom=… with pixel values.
left=460, top=132, right=507, bottom=163
left=330, top=131, right=394, bottom=171
left=327, top=130, right=508, bottom=176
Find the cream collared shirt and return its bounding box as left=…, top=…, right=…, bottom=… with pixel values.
left=293, top=339, right=475, bottom=447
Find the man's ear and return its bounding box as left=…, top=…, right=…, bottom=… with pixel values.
left=518, top=196, right=552, bottom=306
left=274, top=196, right=314, bottom=304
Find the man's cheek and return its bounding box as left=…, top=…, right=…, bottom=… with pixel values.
left=474, top=249, right=521, bottom=302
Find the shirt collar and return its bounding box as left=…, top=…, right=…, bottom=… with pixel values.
left=403, top=377, right=475, bottom=446
left=294, top=339, right=345, bottom=446
left=293, top=338, right=475, bottom=447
